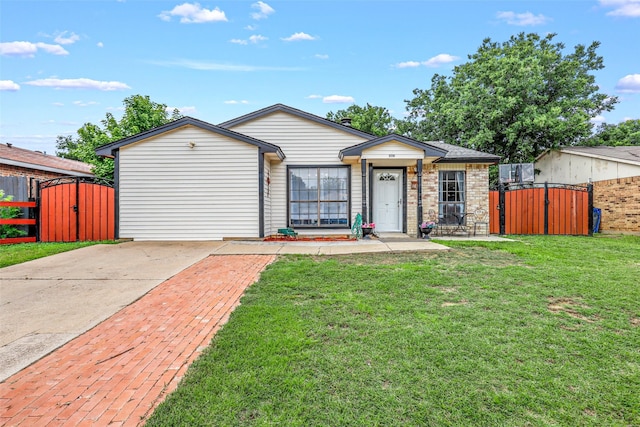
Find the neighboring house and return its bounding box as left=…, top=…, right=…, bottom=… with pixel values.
left=0, top=143, right=94, bottom=199
left=535, top=146, right=640, bottom=233
left=96, top=104, right=499, bottom=241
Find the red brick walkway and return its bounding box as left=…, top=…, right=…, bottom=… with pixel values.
left=0, top=254, right=275, bottom=426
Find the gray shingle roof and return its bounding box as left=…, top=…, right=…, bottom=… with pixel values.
left=0, top=144, right=93, bottom=176
left=426, top=140, right=501, bottom=163
left=559, top=146, right=640, bottom=165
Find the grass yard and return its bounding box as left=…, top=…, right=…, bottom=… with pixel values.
left=0, top=241, right=114, bottom=268
left=147, top=235, right=640, bottom=426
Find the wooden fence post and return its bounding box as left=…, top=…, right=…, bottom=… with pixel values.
left=498, top=183, right=506, bottom=235
left=587, top=183, right=594, bottom=236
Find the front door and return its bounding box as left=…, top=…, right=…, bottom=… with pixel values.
left=373, top=169, right=403, bottom=232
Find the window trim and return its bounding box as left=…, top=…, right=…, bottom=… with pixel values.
left=286, top=165, right=351, bottom=228
left=438, top=170, right=466, bottom=225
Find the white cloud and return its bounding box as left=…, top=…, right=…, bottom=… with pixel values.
left=422, top=53, right=459, bottom=67
left=249, top=34, right=268, bottom=43
left=306, top=94, right=323, bottom=99
left=150, top=59, right=304, bottom=71
left=396, top=61, right=421, bottom=69
left=224, top=100, right=250, bottom=104
left=251, top=1, right=274, bottom=20
left=315, top=54, right=329, bottom=60
left=97, top=42, right=104, bottom=48
left=54, top=31, right=80, bottom=45
left=496, top=11, right=551, bottom=26
left=600, top=0, right=640, bottom=17
left=0, top=80, right=20, bottom=91
left=72, top=100, right=98, bottom=107
left=322, top=95, right=355, bottom=104
left=159, top=3, right=228, bottom=23
left=53, top=102, right=64, bottom=106
left=281, top=32, right=317, bottom=42
left=230, top=34, right=266, bottom=45
left=245, top=25, right=257, bottom=31
left=36, top=43, right=70, bottom=55
left=590, top=115, right=606, bottom=124
left=24, top=78, right=131, bottom=91
left=0, top=41, right=69, bottom=57
left=396, top=54, right=458, bottom=69
left=615, top=74, right=640, bottom=93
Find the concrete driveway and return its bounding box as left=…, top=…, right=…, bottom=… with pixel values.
left=0, top=241, right=223, bottom=381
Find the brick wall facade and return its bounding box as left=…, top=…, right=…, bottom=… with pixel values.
left=405, top=163, right=490, bottom=236
left=0, top=164, right=70, bottom=198
left=592, top=175, right=640, bottom=233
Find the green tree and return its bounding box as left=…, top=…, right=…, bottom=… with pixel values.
left=403, top=33, right=618, bottom=163
left=326, top=103, right=396, bottom=136
left=0, top=190, right=27, bottom=239
left=585, top=119, right=640, bottom=146
left=56, top=95, right=182, bottom=180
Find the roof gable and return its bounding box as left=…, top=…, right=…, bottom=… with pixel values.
left=339, top=134, right=500, bottom=163
left=218, top=103, right=375, bottom=139
left=340, top=134, right=448, bottom=159
left=95, top=116, right=285, bottom=159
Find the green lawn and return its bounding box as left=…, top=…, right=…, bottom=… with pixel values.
left=0, top=241, right=114, bottom=268
left=147, top=235, right=640, bottom=426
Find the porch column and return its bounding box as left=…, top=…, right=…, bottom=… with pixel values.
left=361, top=158, right=368, bottom=223
left=417, top=158, right=423, bottom=238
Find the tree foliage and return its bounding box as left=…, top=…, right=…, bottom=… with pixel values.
left=56, top=95, right=182, bottom=180
left=585, top=119, right=640, bottom=146
left=326, top=103, right=396, bottom=136
left=403, top=33, right=618, bottom=163
left=0, top=190, right=27, bottom=239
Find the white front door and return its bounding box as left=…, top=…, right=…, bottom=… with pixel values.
left=373, top=169, right=403, bottom=232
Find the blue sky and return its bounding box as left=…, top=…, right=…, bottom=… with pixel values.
left=1, top=0, right=639, bottom=155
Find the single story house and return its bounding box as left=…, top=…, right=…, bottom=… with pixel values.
left=0, top=143, right=93, bottom=199
left=96, top=104, right=500, bottom=241
left=535, top=146, right=640, bottom=233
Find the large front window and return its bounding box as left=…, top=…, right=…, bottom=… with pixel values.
left=289, top=167, right=349, bottom=227
left=439, top=171, right=466, bottom=225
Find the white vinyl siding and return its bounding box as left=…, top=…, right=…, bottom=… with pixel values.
left=119, top=125, right=259, bottom=240
left=535, top=150, right=640, bottom=184
left=228, top=112, right=367, bottom=228
left=362, top=141, right=424, bottom=160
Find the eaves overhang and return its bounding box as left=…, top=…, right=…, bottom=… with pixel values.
left=339, top=134, right=448, bottom=160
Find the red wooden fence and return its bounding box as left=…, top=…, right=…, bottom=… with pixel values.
left=490, top=184, right=591, bottom=236
left=0, top=201, right=37, bottom=244
left=39, top=180, right=115, bottom=242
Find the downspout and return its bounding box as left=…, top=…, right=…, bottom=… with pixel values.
left=416, top=159, right=423, bottom=238
left=361, top=158, right=367, bottom=223
left=113, top=150, right=120, bottom=240
left=368, top=162, right=374, bottom=223
left=258, top=149, right=265, bottom=238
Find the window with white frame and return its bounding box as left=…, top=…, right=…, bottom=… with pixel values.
left=438, top=170, right=466, bottom=225
left=289, top=167, right=349, bottom=227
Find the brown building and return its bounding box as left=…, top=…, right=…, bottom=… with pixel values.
left=0, top=143, right=93, bottom=199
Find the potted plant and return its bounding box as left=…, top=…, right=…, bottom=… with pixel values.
left=420, top=221, right=436, bottom=239
left=361, top=222, right=375, bottom=238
